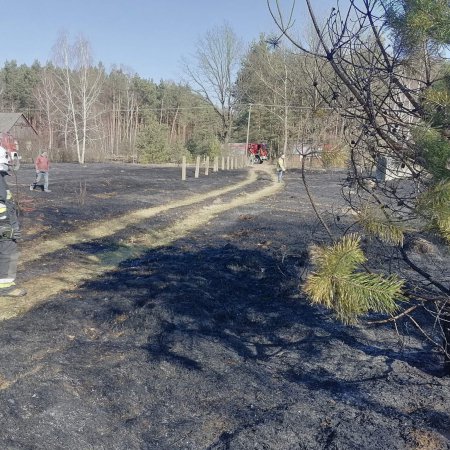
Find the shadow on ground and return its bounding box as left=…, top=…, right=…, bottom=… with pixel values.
left=1, top=239, right=448, bottom=450
left=1, top=165, right=448, bottom=449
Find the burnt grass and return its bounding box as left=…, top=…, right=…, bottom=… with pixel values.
left=0, top=163, right=449, bottom=449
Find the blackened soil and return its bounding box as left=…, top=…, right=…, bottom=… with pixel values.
left=14, top=163, right=249, bottom=238
left=0, top=163, right=449, bottom=450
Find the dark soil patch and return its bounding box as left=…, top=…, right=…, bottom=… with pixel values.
left=14, top=163, right=249, bottom=239
left=0, top=163, right=449, bottom=449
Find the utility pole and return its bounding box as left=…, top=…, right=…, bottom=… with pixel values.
left=245, top=104, right=252, bottom=163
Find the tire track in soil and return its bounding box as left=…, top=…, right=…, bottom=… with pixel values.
left=0, top=166, right=282, bottom=321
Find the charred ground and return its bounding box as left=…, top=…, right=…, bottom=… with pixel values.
left=0, top=163, right=448, bottom=450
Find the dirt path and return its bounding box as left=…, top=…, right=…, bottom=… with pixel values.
left=0, top=166, right=281, bottom=321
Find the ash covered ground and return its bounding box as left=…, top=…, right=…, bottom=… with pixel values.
left=0, top=163, right=448, bottom=450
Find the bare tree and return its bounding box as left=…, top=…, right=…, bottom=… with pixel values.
left=269, top=0, right=450, bottom=371
left=183, top=23, right=242, bottom=143
left=51, top=32, right=104, bottom=163
left=34, top=65, right=58, bottom=152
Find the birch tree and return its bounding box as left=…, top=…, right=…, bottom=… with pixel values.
left=51, top=32, right=104, bottom=163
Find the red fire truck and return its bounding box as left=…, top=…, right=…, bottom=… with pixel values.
left=248, top=143, right=269, bottom=164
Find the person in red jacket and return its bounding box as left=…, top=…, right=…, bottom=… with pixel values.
left=30, top=151, right=51, bottom=192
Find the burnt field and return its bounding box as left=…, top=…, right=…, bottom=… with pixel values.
left=0, top=162, right=449, bottom=450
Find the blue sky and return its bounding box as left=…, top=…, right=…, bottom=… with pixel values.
left=2, top=0, right=339, bottom=82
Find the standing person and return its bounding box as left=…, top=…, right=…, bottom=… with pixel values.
left=30, top=151, right=51, bottom=192
left=0, top=146, right=26, bottom=297
left=276, top=154, right=286, bottom=182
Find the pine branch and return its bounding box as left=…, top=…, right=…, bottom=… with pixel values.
left=358, top=206, right=404, bottom=246
left=417, top=180, right=450, bottom=243
left=309, top=233, right=365, bottom=275
left=304, top=235, right=404, bottom=324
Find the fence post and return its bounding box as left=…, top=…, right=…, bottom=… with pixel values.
left=213, top=156, right=218, bottom=172
left=195, top=156, right=200, bottom=178
left=181, top=156, right=186, bottom=180
left=222, top=157, right=225, bottom=171
left=205, top=156, right=210, bottom=175
left=226, top=156, right=230, bottom=170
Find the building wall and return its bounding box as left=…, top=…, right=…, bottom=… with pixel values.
left=10, top=124, right=39, bottom=162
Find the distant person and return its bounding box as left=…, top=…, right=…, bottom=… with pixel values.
left=276, top=154, right=286, bottom=182
left=30, top=151, right=51, bottom=192
left=0, top=146, right=26, bottom=297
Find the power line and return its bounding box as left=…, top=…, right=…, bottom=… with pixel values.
left=127, top=103, right=334, bottom=112
left=19, top=103, right=334, bottom=114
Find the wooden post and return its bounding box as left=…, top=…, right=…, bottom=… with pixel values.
left=195, top=156, right=200, bottom=178
left=213, top=156, right=218, bottom=172
left=226, top=156, right=230, bottom=170
left=181, top=156, right=186, bottom=180
left=222, top=157, right=225, bottom=171
left=205, top=156, right=210, bottom=175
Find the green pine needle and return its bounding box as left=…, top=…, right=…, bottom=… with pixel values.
left=304, top=234, right=404, bottom=324
left=417, top=181, right=450, bottom=243
left=309, top=233, right=366, bottom=276
left=358, top=206, right=404, bottom=246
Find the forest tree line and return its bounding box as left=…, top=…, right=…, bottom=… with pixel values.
left=0, top=28, right=345, bottom=165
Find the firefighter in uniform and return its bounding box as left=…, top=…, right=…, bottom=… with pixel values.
left=277, top=154, right=286, bottom=182
left=0, top=146, right=26, bottom=297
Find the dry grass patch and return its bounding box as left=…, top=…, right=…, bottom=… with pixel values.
left=409, top=429, right=446, bottom=450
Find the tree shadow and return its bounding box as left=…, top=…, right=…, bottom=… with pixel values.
left=78, top=241, right=443, bottom=375
left=2, top=233, right=448, bottom=448
left=56, top=240, right=446, bottom=444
